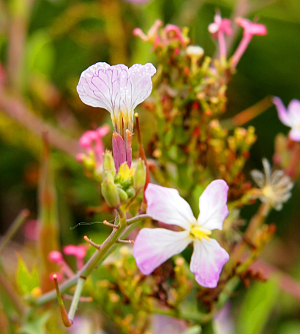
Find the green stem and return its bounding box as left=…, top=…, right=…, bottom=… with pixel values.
left=126, top=214, right=150, bottom=225
left=35, top=216, right=130, bottom=306
left=68, top=277, right=86, bottom=322
left=0, top=209, right=29, bottom=254
left=152, top=307, right=209, bottom=324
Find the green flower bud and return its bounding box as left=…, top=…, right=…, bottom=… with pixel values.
left=118, top=188, right=128, bottom=203
left=101, top=179, right=120, bottom=208
left=134, top=159, right=146, bottom=191
left=126, top=187, right=136, bottom=198
left=102, top=169, right=115, bottom=183
left=103, top=151, right=116, bottom=177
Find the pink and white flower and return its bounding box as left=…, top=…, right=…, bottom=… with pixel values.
left=230, top=18, right=267, bottom=68
left=77, top=62, right=156, bottom=137
left=208, top=13, right=232, bottom=59
left=272, top=97, right=300, bottom=142
left=133, top=180, right=230, bottom=288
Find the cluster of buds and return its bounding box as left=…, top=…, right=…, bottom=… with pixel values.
left=101, top=151, right=146, bottom=209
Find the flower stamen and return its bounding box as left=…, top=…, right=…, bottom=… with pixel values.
left=190, top=225, right=212, bottom=241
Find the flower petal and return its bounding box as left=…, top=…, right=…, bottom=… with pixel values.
left=289, top=128, right=300, bottom=142
left=77, top=62, right=129, bottom=114
left=128, top=63, right=156, bottom=109
left=250, top=170, right=265, bottom=188
left=146, top=183, right=196, bottom=230
left=190, top=239, right=229, bottom=288
left=197, top=180, right=229, bottom=231
left=272, top=97, right=291, bottom=126
left=287, top=99, right=300, bottom=122
left=133, top=228, right=191, bottom=275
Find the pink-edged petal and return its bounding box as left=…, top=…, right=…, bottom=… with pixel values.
left=128, top=63, right=156, bottom=109
left=272, top=97, right=292, bottom=126
left=190, top=239, right=229, bottom=288
left=133, top=228, right=191, bottom=275
left=146, top=183, right=196, bottom=230
left=198, top=180, right=229, bottom=231
left=287, top=99, right=300, bottom=123
left=289, top=128, right=300, bottom=142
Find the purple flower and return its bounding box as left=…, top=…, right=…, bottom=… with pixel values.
left=77, top=62, right=156, bottom=136
left=133, top=180, right=230, bottom=288
left=273, top=97, right=300, bottom=142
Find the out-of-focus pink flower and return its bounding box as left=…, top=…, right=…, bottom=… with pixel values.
left=163, top=24, right=187, bottom=47
left=237, top=18, right=267, bottom=37
left=77, top=125, right=110, bottom=168
left=63, top=245, right=87, bottom=259
left=231, top=18, right=267, bottom=68
left=208, top=13, right=232, bottom=59
left=48, top=250, right=64, bottom=263
left=133, top=181, right=230, bottom=288
left=133, top=19, right=163, bottom=43
left=63, top=245, right=87, bottom=270
left=273, top=97, right=300, bottom=142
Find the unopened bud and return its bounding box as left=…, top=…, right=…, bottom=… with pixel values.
left=101, top=179, right=120, bottom=208
left=134, top=159, right=146, bottom=190
left=126, top=187, right=136, bottom=198
left=102, top=169, right=115, bottom=183
left=103, top=151, right=116, bottom=177
left=118, top=188, right=128, bottom=203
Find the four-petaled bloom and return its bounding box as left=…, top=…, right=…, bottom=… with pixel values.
left=272, top=97, right=300, bottom=142
left=133, top=180, right=230, bottom=288
left=251, top=158, right=293, bottom=211
left=231, top=18, right=267, bottom=68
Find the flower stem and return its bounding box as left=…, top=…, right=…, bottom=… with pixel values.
left=0, top=209, right=29, bottom=254
left=68, top=277, right=86, bottom=322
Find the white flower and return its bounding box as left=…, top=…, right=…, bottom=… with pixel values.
left=133, top=180, right=230, bottom=288
left=273, top=97, right=300, bottom=142
left=250, top=158, right=293, bottom=210
left=77, top=62, right=156, bottom=137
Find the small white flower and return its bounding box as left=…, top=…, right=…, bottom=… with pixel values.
left=250, top=158, right=293, bottom=210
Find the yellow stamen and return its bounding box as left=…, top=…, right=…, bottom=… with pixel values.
left=190, top=225, right=211, bottom=241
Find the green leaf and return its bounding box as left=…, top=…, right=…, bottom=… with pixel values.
left=20, top=312, right=50, bottom=334
left=237, top=278, right=279, bottom=334
left=16, top=254, right=40, bottom=295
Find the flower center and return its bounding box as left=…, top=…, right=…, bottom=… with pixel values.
left=190, top=225, right=211, bottom=241
left=262, top=185, right=274, bottom=199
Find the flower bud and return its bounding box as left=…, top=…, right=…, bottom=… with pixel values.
left=134, top=159, right=146, bottom=190
left=101, top=179, right=120, bottom=208
left=118, top=188, right=128, bottom=203
left=126, top=187, right=136, bottom=198
left=102, top=169, right=115, bottom=183
left=103, top=151, right=116, bottom=177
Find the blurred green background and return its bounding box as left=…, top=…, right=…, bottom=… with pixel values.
left=0, top=0, right=300, bottom=333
